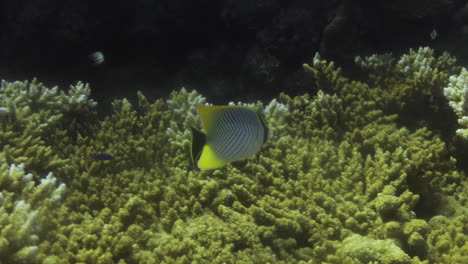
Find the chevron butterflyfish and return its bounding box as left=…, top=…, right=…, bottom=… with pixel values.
left=190, top=105, right=269, bottom=170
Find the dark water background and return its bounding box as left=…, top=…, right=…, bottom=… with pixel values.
left=1, top=0, right=468, bottom=116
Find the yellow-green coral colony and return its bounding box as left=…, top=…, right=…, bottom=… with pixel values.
left=0, top=47, right=466, bottom=263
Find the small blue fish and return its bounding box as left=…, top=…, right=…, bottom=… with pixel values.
left=92, top=154, right=115, bottom=160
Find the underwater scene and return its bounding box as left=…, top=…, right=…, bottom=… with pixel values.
left=0, top=1, right=467, bottom=264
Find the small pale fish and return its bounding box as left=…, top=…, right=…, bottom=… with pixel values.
left=92, top=153, right=115, bottom=160
left=190, top=105, right=269, bottom=170
left=89, top=51, right=105, bottom=65
left=430, top=29, right=437, bottom=40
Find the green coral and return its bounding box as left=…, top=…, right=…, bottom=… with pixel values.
left=0, top=47, right=466, bottom=264
left=427, top=214, right=468, bottom=263
left=334, top=234, right=412, bottom=264
left=444, top=67, right=468, bottom=139
left=0, top=154, right=66, bottom=263
left=0, top=79, right=98, bottom=177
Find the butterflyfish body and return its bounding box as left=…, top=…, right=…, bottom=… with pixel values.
left=89, top=51, right=105, bottom=65
left=191, top=105, right=269, bottom=170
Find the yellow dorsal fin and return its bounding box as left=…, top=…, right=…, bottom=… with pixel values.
left=196, top=105, right=230, bottom=133
left=198, top=145, right=228, bottom=170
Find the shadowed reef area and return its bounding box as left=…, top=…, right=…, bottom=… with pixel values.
left=0, top=47, right=466, bottom=264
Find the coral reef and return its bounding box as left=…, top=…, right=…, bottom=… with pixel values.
left=444, top=67, right=468, bottom=138
left=0, top=47, right=466, bottom=263
left=0, top=157, right=66, bottom=263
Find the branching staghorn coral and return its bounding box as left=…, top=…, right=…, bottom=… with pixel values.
left=0, top=154, right=66, bottom=263
left=0, top=47, right=466, bottom=263
left=444, top=67, right=468, bottom=139
left=0, top=79, right=97, bottom=123
left=353, top=47, right=459, bottom=113
left=0, top=79, right=98, bottom=178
